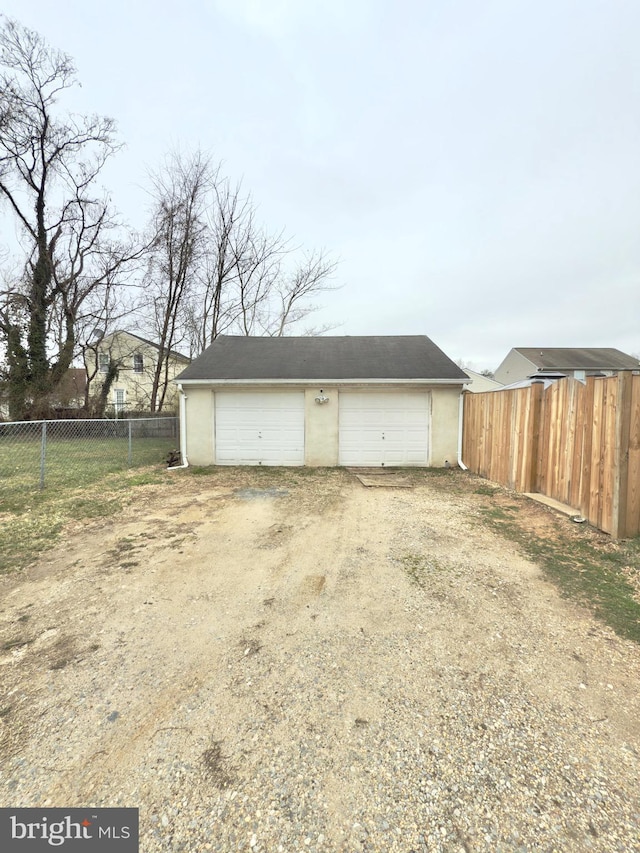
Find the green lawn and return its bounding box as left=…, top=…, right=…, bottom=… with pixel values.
left=475, top=492, right=640, bottom=645
left=0, top=435, right=176, bottom=499
left=0, top=433, right=178, bottom=574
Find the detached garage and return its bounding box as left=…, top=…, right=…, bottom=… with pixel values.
left=174, top=335, right=468, bottom=468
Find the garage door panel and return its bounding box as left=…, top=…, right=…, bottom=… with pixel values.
left=215, top=391, right=305, bottom=465
left=339, top=392, right=430, bottom=467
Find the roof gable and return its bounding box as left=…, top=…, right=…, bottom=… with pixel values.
left=100, top=330, right=190, bottom=363
left=514, top=347, right=639, bottom=371
left=177, top=335, right=468, bottom=383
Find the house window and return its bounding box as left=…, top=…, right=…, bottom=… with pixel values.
left=133, top=353, right=144, bottom=373
left=99, top=353, right=110, bottom=374
left=114, top=389, right=125, bottom=413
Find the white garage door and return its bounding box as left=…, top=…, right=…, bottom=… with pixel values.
left=215, top=391, right=305, bottom=465
left=339, top=392, right=430, bottom=466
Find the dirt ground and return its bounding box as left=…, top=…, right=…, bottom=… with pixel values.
left=0, top=467, right=639, bottom=852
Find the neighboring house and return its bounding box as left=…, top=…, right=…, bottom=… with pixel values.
left=174, top=335, right=469, bottom=467
left=88, top=330, right=191, bottom=413
left=463, top=369, right=503, bottom=393
left=494, top=347, right=640, bottom=386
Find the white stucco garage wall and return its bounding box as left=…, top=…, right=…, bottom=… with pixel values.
left=182, top=386, right=215, bottom=465
left=429, top=386, right=462, bottom=466
left=179, top=383, right=462, bottom=467
left=305, top=387, right=339, bottom=466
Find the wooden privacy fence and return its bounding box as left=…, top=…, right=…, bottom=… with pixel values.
left=462, top=372, right=640, bottom=537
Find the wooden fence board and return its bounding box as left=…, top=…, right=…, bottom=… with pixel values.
left=581, top=377, right=596, bottom=518
left=626, top=375, right=640, bottom=536
left=599, top=378, right=617, bottom=533
left=588, top=379, right=605, bottom=527
left=462, top=372, right=639, bottom=537
left=612, top=372, right=632, bottom=538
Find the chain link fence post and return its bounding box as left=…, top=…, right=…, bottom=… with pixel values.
left=128, top=420, right=133, bottom=467
left=39, top=421, right=47, bottom=490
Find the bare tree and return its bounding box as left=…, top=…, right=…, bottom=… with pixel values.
left=186, top=175, right=248, bottom=349
left=0, top=17, right=140, bottom=419
left=260, top=249, right=338, bottom=336
left=140, top=148, right=340, bottom=382
left=142, top=149, right=211, bottom=411
left=183, top=172, right=338, bottom=351
left=181, top=176, right=288, bottom=351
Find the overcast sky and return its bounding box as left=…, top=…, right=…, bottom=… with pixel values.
left=2, top=0, right=639, bottom=371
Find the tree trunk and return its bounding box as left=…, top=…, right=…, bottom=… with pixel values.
left=6, top=323, right=29, bottom=420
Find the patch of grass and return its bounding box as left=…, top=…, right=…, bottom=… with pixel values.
left=201, top=741, right=235, bottom=789
left=479, top=505, right=516, bottom=522
left=64, top=497, right=123, bottom=520
left=399, top=552, right=449, bottom=587
left=479, top=498, right=640, bottom=644
left=109, top=537, right=137, bottom=559
left=474, top=484, right=500, bottom=496
left=0, top=513, right=65, bottom=575
left=111, top=471, right=168, bottom=489
left=0, top=436, right=174, bottom=503
left=0, top=459, right=173, bottom=575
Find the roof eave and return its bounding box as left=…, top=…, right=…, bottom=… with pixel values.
left=173, top=377, right=468, bottom=386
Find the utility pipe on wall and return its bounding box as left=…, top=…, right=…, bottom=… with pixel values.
left=168, top=383, right=189, bottom=470
left=457, top=391, right=468, bottom=470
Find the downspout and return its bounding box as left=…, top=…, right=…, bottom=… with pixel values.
left=458, top=389, right=468, bottom=470
left=168, top=383, right=189, bottom=469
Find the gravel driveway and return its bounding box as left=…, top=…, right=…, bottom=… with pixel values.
left=1, top=468, right=639, bottom=852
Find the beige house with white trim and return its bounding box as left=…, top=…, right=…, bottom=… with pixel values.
left=174, top=335, right=469, bottom=468
left=88, top=330, right=190, bottom=413
left=463, top=369, right=503, bottom=393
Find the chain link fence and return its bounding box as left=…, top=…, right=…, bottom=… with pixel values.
left=0, top=417, right=179, bottom=494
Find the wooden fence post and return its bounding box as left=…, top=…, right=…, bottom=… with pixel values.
left=611, top=371, right=633, bottom=538
left=528, top=381, right=544, bottom=493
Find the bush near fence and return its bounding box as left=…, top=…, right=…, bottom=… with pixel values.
left=0, top=417, right=179, bottom=493
left=462, top=372, right=640, bottom=538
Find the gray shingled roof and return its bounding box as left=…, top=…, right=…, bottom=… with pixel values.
left=104, top=330, right=191, bottom=363
left=176, top=335, right=468, bottom=382
left=516, top=347, right=639, bottom=371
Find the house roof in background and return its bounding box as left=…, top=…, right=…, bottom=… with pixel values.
left=177, top=335, right=469, bottom=382
left=101, top=330, right=191, bottom=363
left=514, top=347, right=639, bottom=371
